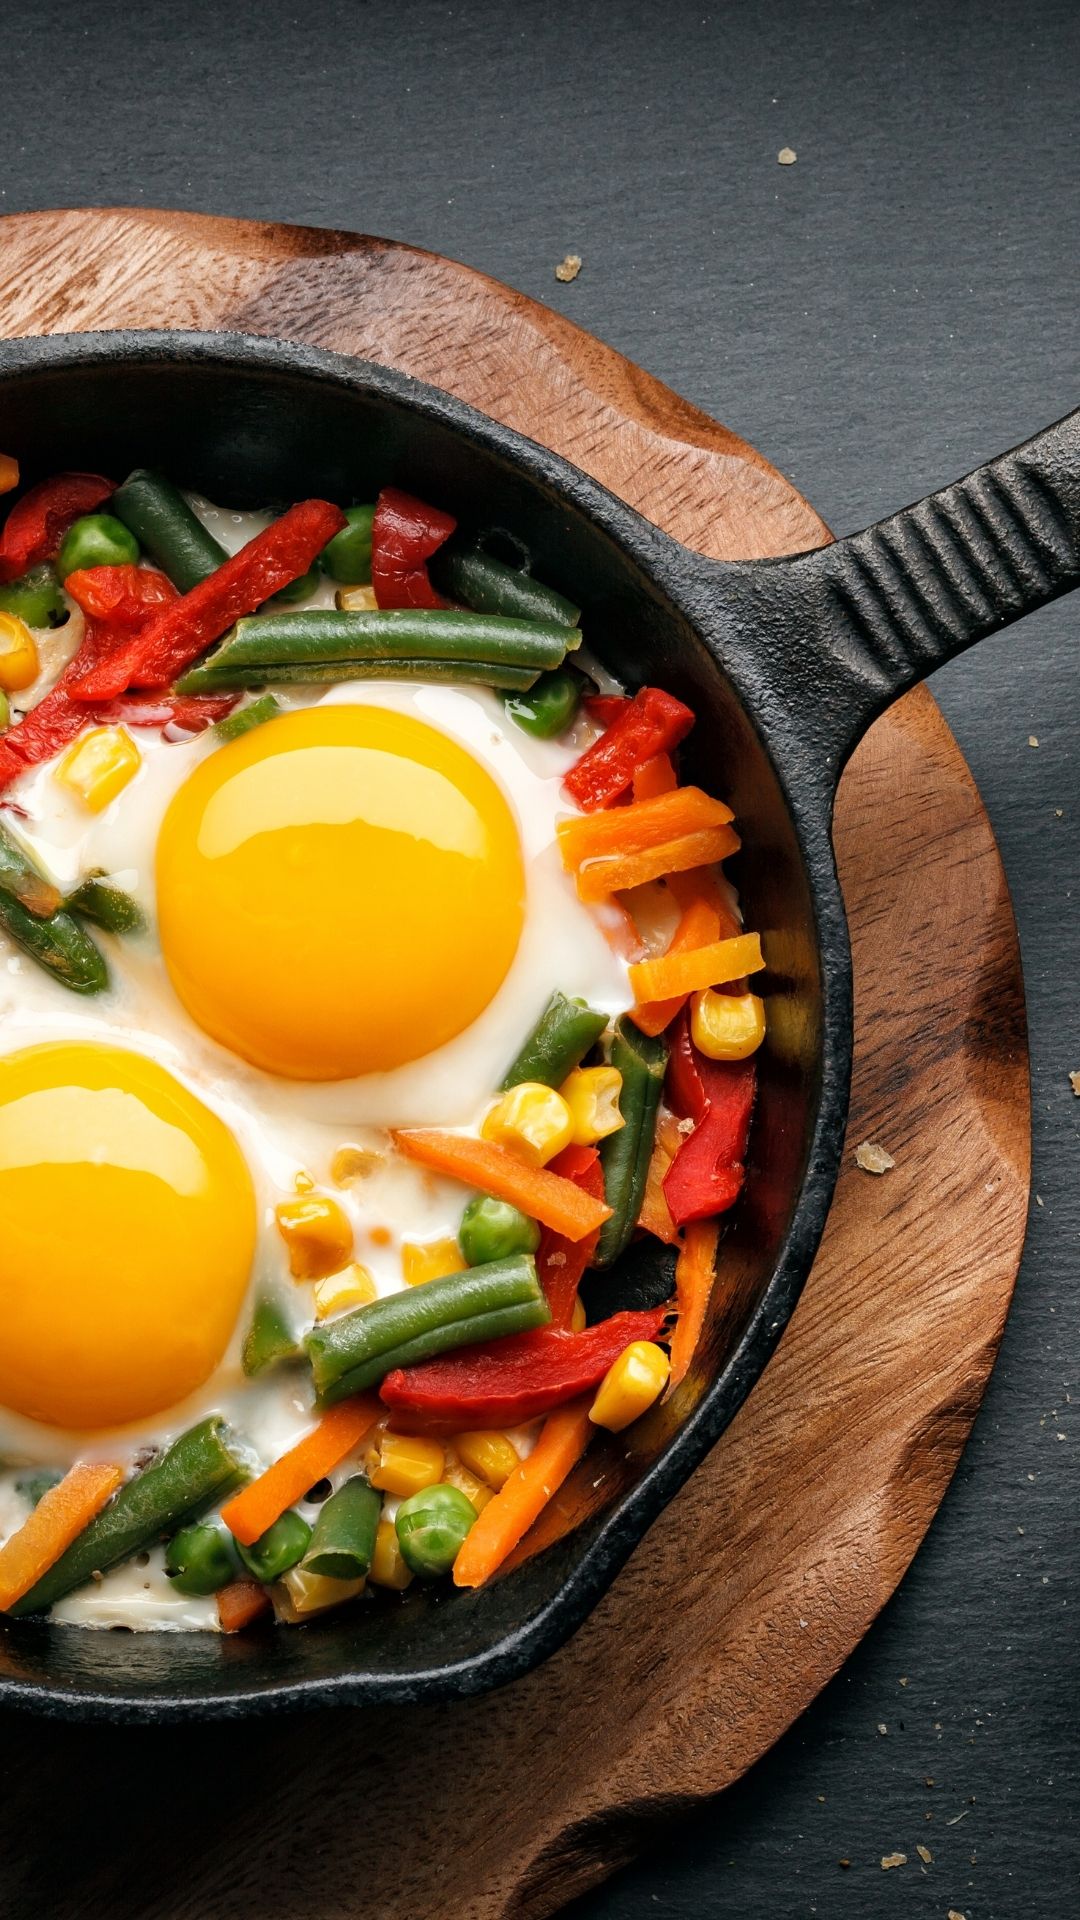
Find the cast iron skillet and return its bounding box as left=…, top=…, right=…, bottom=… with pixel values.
left=0, top=332, right=1075, bottom=1723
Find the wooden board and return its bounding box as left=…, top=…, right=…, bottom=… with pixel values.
left=0, top=210, right=1030, bottom=1920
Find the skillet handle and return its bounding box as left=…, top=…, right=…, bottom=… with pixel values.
left=721, top=407, right=1080, bottom=784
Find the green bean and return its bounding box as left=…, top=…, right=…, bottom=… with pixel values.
left=111, top=470, right=227, bottom=592
left=213, top=694, right=282, bottom=742
left=0, top=820, right=63, bottom=919
left=458, top=1195, right=540, bottom=1266
left=0, top=826, right=108, bottom=994
left=430, top=547, right=581, bottom=626
left=306, top=1255, right=549, bottom=1405
left=14, top=1468, right=63, bottom=1508
left=242, top=1295, right=301, bottom=1377
left=395, top=1484, right=477, bottom=1579
left=503, top=665, right=584, bottom=739
left=182, top=606, right=578, bottom=681
left=164, top=1523, right=238, bottom=1596
left=301, top=1476, right=381, bottom=1580
left=501, top=990, right=609, bottom=1091
left=56, top=514, right=138, bottom=581
left=321, top=504, right=375, bottom=585
left=10, top=1417, right=249, bottom=1615
left=236, top=1510, right=311, bottom=1582
left=594, top=1017, right=668, bottom=1267
left=0, top=564, right=67, bottom=629
left=65, top=875, right=145, bottom=934
left=178, top=657, right=543, bottom=694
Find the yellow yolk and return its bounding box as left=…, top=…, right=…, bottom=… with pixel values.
left=156, top=705, right=526, bottom=1080
left=0, top=1043, right=256, bottom=1430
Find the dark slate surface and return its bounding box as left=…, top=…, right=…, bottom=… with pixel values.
left=3, top=0, right=1078, bottom=1912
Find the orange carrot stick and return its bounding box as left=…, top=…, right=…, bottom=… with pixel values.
left=668, top=866, right=742, bottom=937
left=217, top=1579, right=272, bottom=1633
left=628, top=931, right=764, bottom=1003
left=392, top=1130, right=612, bottom=1241
left=558, top=785, right=733, bottom=867
left=221, top=1399, right=379, bottom=1547
left=574, top=825, right=741, bottom=902
left=667, top=1219, right=721, bottom=1389
left=0, top=1462, right=123, bottom=1611
left=633, top=896, right=722, bottom=1036
left=632, top=752, right=677, bottom=800
left=452, top=1397, right=593, bottom=1588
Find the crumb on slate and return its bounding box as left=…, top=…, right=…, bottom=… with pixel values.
left=881, top=1852, right=907, bottom=1869
left=917, top=1843, right=933, bottom=1863
left=778, top=146, right=797, bottom=164
left=1028, top=735, right=1039, bottom=747
left=856, top=1140, right=896, bottom=1174
left=555, top=253, right=582, bottom=283
left=1069, top=1071, right=1080, bottom=1096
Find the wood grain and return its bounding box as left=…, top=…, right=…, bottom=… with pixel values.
left=0, top=209, right=1029, bottom=1920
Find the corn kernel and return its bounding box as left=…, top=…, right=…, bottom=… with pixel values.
left=0, top=454, right=19, bottom=495
left=559, top=1065, right=624, bottom=1147
left=275, top=1193, right=354, bottom=1280
left=454, top=1430, right=521, bottom=1490
left=369, top=1517, right=414, bottom=1590
left=312, top=1262, right=378, bottom=1319
left=481, top=1082, right=574, bottom=1167
left=441, top=1448, right=495, bottom=1512
left=55, top=725, right=141, bottom=812
left=589, top=1340, right=670, bottom=1432
left=690, top=988, right=766, bottom=1061
left=331, top=1142, right=384, bottom=1185
left=402, top=1236, right=467, bottom=1287
left=570, top=1295, right=587, bottom=1332
left=0, top=613, right=39, bottom=693
left=273, top=1565, right=364, bottom=1621
left=370, top=1431, right=446, bottom=1499
left=293, top=1169, right=315, bottom=1193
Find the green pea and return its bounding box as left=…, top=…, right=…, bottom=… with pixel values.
left=164, top=1523, right=238, bottom=1596
left=236, top=1509, right=311, bottom=1582
left=0, top=563, right=68, bottom=629
left=321, top=504, right=375, bottom=585
left=56, top=514, right=139, bottom=581
left=395, top=1483, right=477, bottom=1580
left=503, top=665, right=584, bottom=739
left=270, top=565, right=320, bottom=607
left=459, top=1195, right=541, bottom=1266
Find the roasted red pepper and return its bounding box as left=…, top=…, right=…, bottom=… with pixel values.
left=0, top=472, right=115, bottom=583
left=662, top=1008, right=756, bottom=1227
left=68, top=497, right=347, bottom=699
left=64, top=563, right=177, bottom=627
left=536, top=1142, right=605, bottom=1328
left=563, top=685, right=694, bottom=811
left=582, top=693, right=629, bottom=728
left=380, top=1306, right=668, bottom=1429
left=370, top=487, right=456, bottom=610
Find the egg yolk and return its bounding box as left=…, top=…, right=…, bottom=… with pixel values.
left=0, top=1044, right=256, bottom=1431
left=156, top=705, right=526, bottom=1080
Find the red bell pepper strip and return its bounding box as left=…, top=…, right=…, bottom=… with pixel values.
left=380, top=1306, right=669, bottom=1429
left=67, top=498, right=347, bottom=699
left=0, top=472, right=115, bottom=583
left=64, top=564, right=177, bottom=627
left=662, top=1008, right=756, bottom=1227
left=583, top=693, right=629, bottom=728
left=563, top=686, right=695, bottom=811
left=370, top=487, right=456, bottom=610
left=536, top=1143, right=605, bottom=1328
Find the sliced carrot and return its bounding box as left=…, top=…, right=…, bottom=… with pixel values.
left=632, top=752, right=677, bottom=801
left=393, top=1130, right=612, bottom=1241
left=574, top=825, right=741, bottom=902
left=558, top=785, right=734, bottom=868
left=217, top=1579, right=272, bottom=1633
left=667, top=1219, right=721, bottom=1389
left=452, top=1397, right=593, bottom=1588
left=0, top=1462, right=123, bottom=1612
left=628, top=931, right=764, bottom=1004
left=668, top=865, right=743, bottom=938
left=638, top=1110, right=685, bottom=1244
left=221, top=1399, right=379, bottom=1547
left=633, top=895, right=722, bottom=1036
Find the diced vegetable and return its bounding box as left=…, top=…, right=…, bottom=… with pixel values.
left=563, top=686, right=695, bottom=811
left=0, top=455, right=18, bottom=495
left=0, top=1462, right=123, bottom=1612
left=63, top=561, right=177, bottom=627
left=236, top=1509, right=312, bottom=1582
left=595, top=1017, right=668, bottom=1267
left=0, top=613, right=39, bottom=693
left=589, top=1340, right=670, bottom=1431
left=453, top=1431, right=520, bottom=1490
left=56, top=514, right=139, bottom=582
left=217, top=1579, right=272, bottom=1632
left=0, top=564, right=67, bottom=629
left=573, top=825, right=741, bottom=902
left=402, top=1237, right=467, bottom=1287
left=164, top=1523, right=239, bottom=1596
left=370, top=1433, right=445, bottom=1499
left=274, top=1565, right=364, bottom=1620
left=481, top=1082, right=574, bottom=1168
left=64, top=876, right=144, bottom=934
left=633, top=890, right=722, bottom=1037
left=557, top=786, right=734, bottom=867
left=313, top=1264, right=378, bottom=1318
left=177, top=605, right=578, bottom=687
left=628, top=933, right=764, bottom=1004
left=0, top=822, right=108, bottom=994
left=500, top=990, right=608, bottom=1091
left=369, top=1518, right=413, bottom=1590
left=221, top=1400, right=378, bottom=1547
left=300, top=1477, right=381, bottom=1582
left=396, top=1483, right=477, bottom=1579
left=371, top=487, right=456, bottom=610
left=503, top=665, right=584, bottom=738
left=0, top=819, right=62, bottom=918
left=213, top=693, right=282, bottom=741
left=111, top=469, right=228, bottom=591
left=559, top=1065, right=624, bottom=1146
left=440, top=1449, right=494, bottom=1513
left=452, top=1399, right=594, bottom=1588
left=321, top=503, right=376, bottom=584
left=632, top=752, right=677, bottom=800
left=10, top=1418, right=248, bottom=1615
left=430, top=545, right=581, bottom=626
left=54, top=726, right=141, bottom=812
left=393, top=1128, right=612, bottom=1241
left=458, top=1195, right=540, bottom=1267
left=637, top=1110, right=683, bottom=1245
left=535, top=1143, right=605, bottom=1327
left=275, top=1192, right=354, bottom=1280
left=668, top=1219, right=722, bottom=1388
left=690, top=988, right=766, bottom=1060
left=662, top=1012, right=756, bottom=1228
left=242, top=1295, right=301, bottom=1376
left=0, top=472, right=114, bottom=583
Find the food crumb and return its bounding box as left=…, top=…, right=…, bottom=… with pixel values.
left=917, top=1843, right=933, bottom=1863
left=881, top=1852, right=907, bottom=1869
left=778, top=146, right=797, bottom=164
left=838, top=1858, right=850, bottom=1869
left=856, top=1140, right=895, bottom=1174
left=555, top=253, right=582, bottom=283
left=948, top=1911, right=967, bottom=1919
left=1069, top=1071, right=1080, bottom=1096
left=877, top=1722, right=888, bottom=1735
left=899, top=1675, right=909, bottom=1686
left=1028, top=735, right=1039, bottom=747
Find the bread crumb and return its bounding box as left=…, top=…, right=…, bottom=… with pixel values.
left=856, top=1140, right=895, bottom=1174
left=1028, top=735, right=1039, bottom=747
left=881, top=1852, right=907, bottom=1869
left=778, top=146, right=797, bottom=164
left=1069, top=1071, right=1080, bottom=1096
left=555, top=253, right=582, bottom=283
left=917, top=1843, right=933, bottom=1863
left=948, top=1910, right=968, bottom=1919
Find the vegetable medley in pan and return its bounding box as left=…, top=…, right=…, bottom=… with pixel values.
left=0, top=457, right=764, bottom=1631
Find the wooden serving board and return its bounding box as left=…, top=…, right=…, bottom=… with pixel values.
left=0, top=211, right=1030, bottom=1920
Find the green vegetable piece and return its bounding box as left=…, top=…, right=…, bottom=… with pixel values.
left=65, top=876, right=145, bottom=934
left=270, top=565, right=320, bottom=607
left=501, top=990, right=609, bottom=1091
left=164, top=1523, right=238, bottom=1596
left=242, top=1294, right=301, bottom=1377
left=56, top=514, right=139, bottom=582
left=11, top=1417, right=249, bottom=1615
left=504, top=665, right=584, bottom=740
left=0, top=563, right=68, bottom=629
left=320, top=504, right=375, bottom=585
left=430, top=547, right=581, bottom=627
left=14, top=1468, right=63, bottom=1508
left=458, top=1195, right=540, bottom=1266
left=179, top=656, right=542, bottom=694
left=0, top=819, right=63, bottom=919
left=0, top=692, right=8, bottom=732
left=111, top=470, right=227, bottom=592
left=0, top=823, right=108, bottom=994
left=301, top=1475, right=381, bottom=1580
left=305, top=1255, right=550, bottom=1405
left=595, top=1016, right=668, bottom=1267
left=179, top=607, right=578, bottom=687
left=213, top=694, right=283, bottom=743
left=237, top=1509, right=311, bottom=1582
left=395, top=1483, right=477, bottom=1580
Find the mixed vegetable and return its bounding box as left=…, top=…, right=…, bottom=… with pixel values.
left=0, top=455, right=766, bottom=1630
